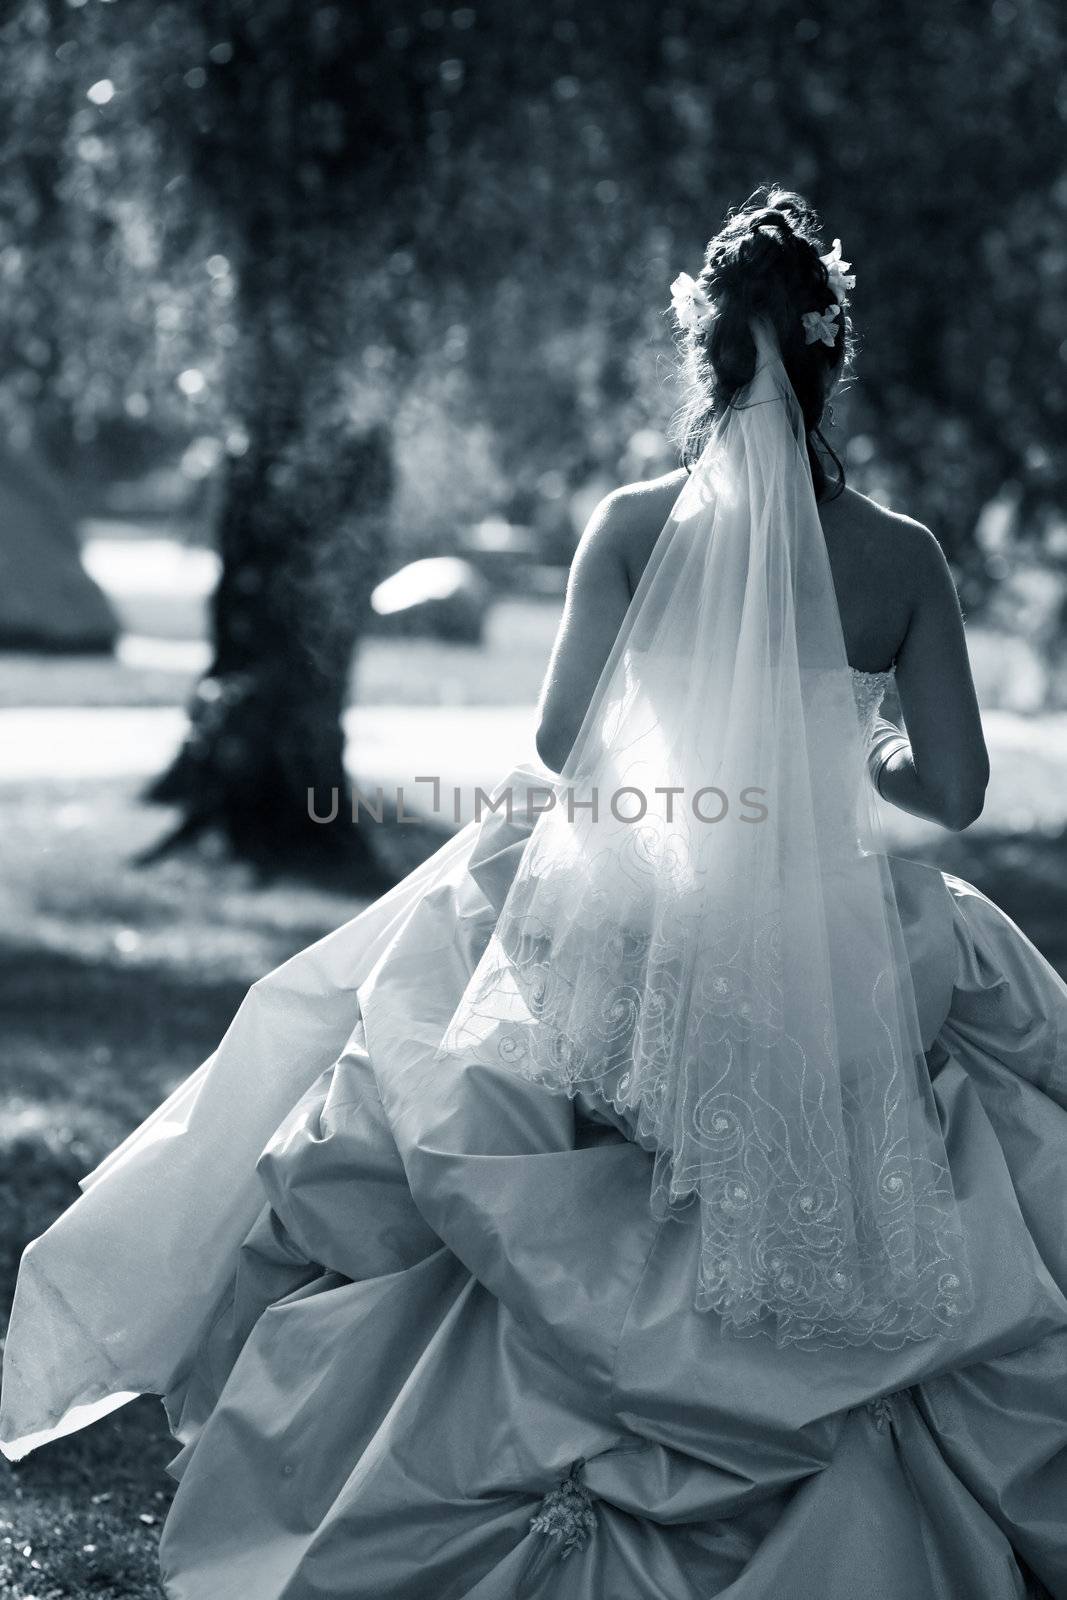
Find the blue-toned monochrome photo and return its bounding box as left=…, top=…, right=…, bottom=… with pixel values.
left=1, top=5, right=1066, bottom=1598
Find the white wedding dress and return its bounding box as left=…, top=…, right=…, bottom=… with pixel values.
left=3, top=333, right=1066, bottom=1600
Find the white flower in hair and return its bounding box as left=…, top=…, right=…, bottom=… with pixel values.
left=670, top=271, right=715, bottom=333
left=820, top=239, right=855, bottom=304
left=801, top=303, right=841, bottom=348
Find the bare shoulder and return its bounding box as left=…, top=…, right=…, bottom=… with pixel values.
left=824, top=486, right=951, bottom=590
left=605, top=466, right=690, bottom=518
left=831, top=486, right=947, bottom=569
left=586, top=467, right=689, bottom=593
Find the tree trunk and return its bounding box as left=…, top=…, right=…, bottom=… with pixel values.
left=148, top=294, right=394, bottom=888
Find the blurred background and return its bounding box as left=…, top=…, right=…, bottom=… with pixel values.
left=2, top=1, right=1067, bottom=1593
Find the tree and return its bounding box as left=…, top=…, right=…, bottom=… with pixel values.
left=4, top=0, right=1067, bottom=890
left=111, top=7, right=410, bottom=881
left=27, top=1, right=674, bottom=880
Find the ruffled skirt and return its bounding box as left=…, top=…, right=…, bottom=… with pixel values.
left=2, top=767, right=1066, bottom=1598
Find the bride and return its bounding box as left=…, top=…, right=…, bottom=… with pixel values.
left=4, top=187, right=1066, bottom=1600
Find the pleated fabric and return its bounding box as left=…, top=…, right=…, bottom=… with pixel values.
left=2, top=770, right=1066, bottom=1598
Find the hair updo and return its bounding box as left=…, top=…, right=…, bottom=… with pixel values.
left=671, top=186, right=853, bottom=501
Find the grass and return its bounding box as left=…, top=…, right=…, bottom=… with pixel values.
left=0, top=597, right=560, bottom=712
left=0, top=1403, right=175, bottom=1600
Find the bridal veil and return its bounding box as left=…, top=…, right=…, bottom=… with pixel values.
left=438, top=317, right=973, bottom=1350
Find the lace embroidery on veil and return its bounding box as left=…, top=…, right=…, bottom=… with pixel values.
left=437, top=320, right=973, bottom=1351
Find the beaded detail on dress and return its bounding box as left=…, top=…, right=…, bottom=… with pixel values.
left=850, top=666, right=895, bottom=743
left=529, top=1460, right=596, bottom=1559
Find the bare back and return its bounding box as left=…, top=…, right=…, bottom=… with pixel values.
left=615, top=470, right=910, bottom=673
left=535, top=465, right=989, bottom=830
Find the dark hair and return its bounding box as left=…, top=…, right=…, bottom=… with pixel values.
left=671, top=186, right=853, bottom=501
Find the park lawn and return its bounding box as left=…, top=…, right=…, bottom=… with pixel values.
left=0, top=596, right=562, bottom=712
left=0, top=776, right=368, bottom=1600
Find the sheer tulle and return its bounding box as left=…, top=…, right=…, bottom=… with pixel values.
left=438, top=318, right=973, bottom=1349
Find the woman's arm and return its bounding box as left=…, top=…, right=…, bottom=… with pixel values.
left=535, top=493, right=634, bottom=773
left=873, top=522, right=989, bottom=831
